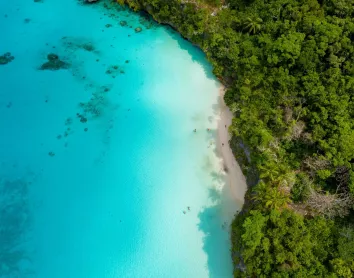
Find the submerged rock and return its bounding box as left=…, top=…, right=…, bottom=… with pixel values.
left=135, top=27, right=142, bottom=33
left=105, top=64, right=125, bottom=78
left=61, top=37, right=97, bottom=54
left=81, top=43, right=95, bottom=52
left=65, top=117, right=73, bottom=125
left=120, top=21, right=127, bottom=27
left=40, top=53, right=69, bottom=70
left=0, top=52, right=15, bottom=65
left=47, top=53, right=59, bottom=60
left=77, top=86, right=111, bottom=119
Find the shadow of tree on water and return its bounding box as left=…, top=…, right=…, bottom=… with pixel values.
left=198, top=187, right=237, bottom=278
left=166, top=26, right=217, bottom=81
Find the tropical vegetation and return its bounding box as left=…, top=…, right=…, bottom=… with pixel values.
left=117, top=0, right=354, bottom=276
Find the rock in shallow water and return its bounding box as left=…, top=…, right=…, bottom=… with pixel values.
left=40, top=53, right=69, bottom=70
left=0, top=52, right=15, bottom=65
left=47, top=53, right=59, bottom=61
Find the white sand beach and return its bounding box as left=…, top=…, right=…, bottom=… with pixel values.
left=217, top=86, right=247, bottom=209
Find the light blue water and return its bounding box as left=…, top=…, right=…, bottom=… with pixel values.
left=0, top=1, right=238, bottom=277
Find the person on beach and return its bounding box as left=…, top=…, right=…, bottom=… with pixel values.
left=187, top=206, right=190, bottom=211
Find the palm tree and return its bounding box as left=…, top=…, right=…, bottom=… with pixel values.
left=263, top=187, right=290, bottom=210
left=252, top=182, right=290, bottom=210
left=243, top=17, right=263, bottom=34
left=275, top=172, right=296, bottom=193
left=259, top=163, right=280, bottom=182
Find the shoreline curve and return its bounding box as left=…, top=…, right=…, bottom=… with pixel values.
left=217, top=86, right=247, bottom=208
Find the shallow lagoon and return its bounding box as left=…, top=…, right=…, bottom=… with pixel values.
left=0, top=0, right=240, bottom=277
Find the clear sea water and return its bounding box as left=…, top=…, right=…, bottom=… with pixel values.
left=0, top=0, right=240, bottom=277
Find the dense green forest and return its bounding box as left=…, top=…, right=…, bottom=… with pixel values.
left=117, top=0, right=354, bottom=276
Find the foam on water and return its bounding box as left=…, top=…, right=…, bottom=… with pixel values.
left=0, top=1, right=240, bottom=277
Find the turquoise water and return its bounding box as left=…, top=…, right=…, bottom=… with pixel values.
left=0, top=1, right=238, bottom=277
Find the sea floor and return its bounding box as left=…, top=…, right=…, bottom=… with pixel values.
left=0, top=0, right=240, bottom=277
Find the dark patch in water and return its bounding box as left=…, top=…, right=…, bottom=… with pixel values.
left=0, top=52, right=15, bottom=65
left=0, top=178, right=32, bottom=276
left=39, top=53, right=69, bottom=71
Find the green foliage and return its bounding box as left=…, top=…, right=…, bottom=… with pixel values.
left=243, top=17, right=263, bottom=34
left=337, top=226, right=354, bottom=262
left=349, top=171, right=354, bottom=195
left=252, top=182, right=290, bottom=210
left=291, top=173, right=311, bottom=202
left=238, top=209, right=336, bottom=277
left=330, top=258, right=354, bottom=278
left=203, top=0, right=221, bottom=6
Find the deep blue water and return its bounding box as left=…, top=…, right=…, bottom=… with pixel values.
left=0, top=0, right=239, bottom=277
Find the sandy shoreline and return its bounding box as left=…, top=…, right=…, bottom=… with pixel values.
left=216, top=86, right=247, bottom=208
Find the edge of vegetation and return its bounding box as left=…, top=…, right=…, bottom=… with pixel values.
left=115, top=0, right=354, bottom=276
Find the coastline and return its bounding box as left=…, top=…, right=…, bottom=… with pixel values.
left=110, top=2, right=354, bottom=277
left=217, top=86, right=247, bottom=208
left=124, top=3, right=248, bottom=210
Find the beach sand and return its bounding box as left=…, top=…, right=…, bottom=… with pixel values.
left=217, top=86, right=247, bottom=212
